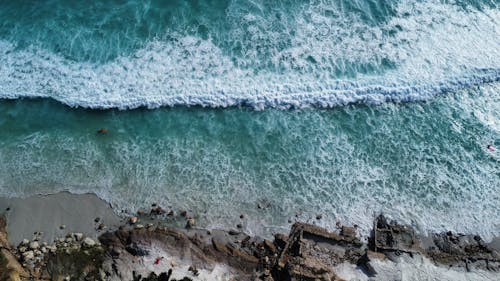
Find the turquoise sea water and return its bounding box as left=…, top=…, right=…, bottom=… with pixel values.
left=0, top=0, right=499, bottom=238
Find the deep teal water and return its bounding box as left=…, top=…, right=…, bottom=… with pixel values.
left=0, top=0, right=499, bottom=238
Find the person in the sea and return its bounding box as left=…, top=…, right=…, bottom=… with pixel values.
left=487, top=145, right=496, bottom=152
left=97, top=128, right=108, bottom=134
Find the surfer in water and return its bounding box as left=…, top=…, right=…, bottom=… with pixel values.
left=487, top=145, right=496, bottom=152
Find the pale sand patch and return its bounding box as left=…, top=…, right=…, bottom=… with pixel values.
left=0, top=192, right=122, bottom=245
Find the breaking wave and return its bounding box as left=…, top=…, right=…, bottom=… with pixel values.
left=0, top=0, right=499, bottom=109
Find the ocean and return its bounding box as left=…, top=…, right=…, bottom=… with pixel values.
left=0, top=0, right=498, bottom=239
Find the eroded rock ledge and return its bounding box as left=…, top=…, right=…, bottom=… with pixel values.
left=1, top=214, right=499, bottom=280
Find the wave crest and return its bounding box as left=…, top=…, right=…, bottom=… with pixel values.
left=0, top=1, right=499, bottom=109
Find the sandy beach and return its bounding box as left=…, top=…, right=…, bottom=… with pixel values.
left=0, top=192, right=122, bottom=245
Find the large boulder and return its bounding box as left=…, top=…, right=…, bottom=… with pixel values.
left=274, top=222, right=365, bottom=281
left=373, top=215, right=419, bottom=252
left=0, top=215, right=29, bottom=281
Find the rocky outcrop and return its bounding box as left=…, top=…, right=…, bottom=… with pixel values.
left=0, top=217, right=108, bottom=281
left=272, top=222, right=366, bottom=281
left=1, top=211, right=499, bottom=281
left=102, top=215, right=499, bottom=280
left=0, top=215, right=29, bottom=281
left=372, top=215, right=500, bottom=272
left=427, top=232, right=500, bottom=271
left=373, top=214, right=419, bottom=253
left=98, top=226, right=266, bottom=280
left=43, top=245, right=106, bottom=280
left=95, top=221, right=363, bottom=281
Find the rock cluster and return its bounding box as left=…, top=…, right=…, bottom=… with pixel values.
left=270, top=223, right=365, bottom=280
left=427, top=231, right=500, bottom=271
left=373, top=214, right=418, bottom=252
left=5, top=227, right=104, bottom=280
left=2, top=211, right=500, bottom=281
left=93, top=214, right=371, bottom=280
left=372, top=214, right=500, bottom=272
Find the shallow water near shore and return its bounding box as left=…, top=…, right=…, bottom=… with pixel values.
left=0, top=83, right=499, bottom=240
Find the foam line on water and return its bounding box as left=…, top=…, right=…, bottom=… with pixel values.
left=0, top=1, right=499, bottom=109
left=0, top=82, right=498, bottom=241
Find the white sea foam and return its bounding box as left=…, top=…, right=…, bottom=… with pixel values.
left=2, top=84, right=498, bottom=242
left=335, top=253, right=500, bottom=281
left=0, top=1, right=498, bottom=109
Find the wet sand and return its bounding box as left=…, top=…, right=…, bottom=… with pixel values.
left=0, top=192, right=122, bottom=245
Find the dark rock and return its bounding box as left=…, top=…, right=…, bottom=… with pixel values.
left=427, top=232, right=500, bottom=271
left=139, top=270, right=173, bottom=281
left=274, top=222, right=365, bottom=281
left=185, top=218, right=196, bottom=229
left=150, top=207, right=167, bottom=216
left=373, top=215, right=417, bottom=253
left=263, top=240, right=277, bottom=254
left=44, top=245, right=106, bottom=280
left=125, top=242, right=149, bottom=256
left=241, top=235, right=251, bottom=246
left=188, top=265, right=199, bottom=276
left=341, top=226, right=356, bottom=238
left=110, top=247, right=121, bottom=258
left=274, top=233, right=288, bottom=250
left=211, top=236, right=259, bottom=266
left=376, top=215, right=389, bottom=229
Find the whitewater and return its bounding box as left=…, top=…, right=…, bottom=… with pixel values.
left=0, top=0, right=499, bottom=242
left=0, top=1, right=498, bottom=109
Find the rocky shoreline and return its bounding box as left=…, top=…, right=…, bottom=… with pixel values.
left=1, top=193, right=499, bottom=280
